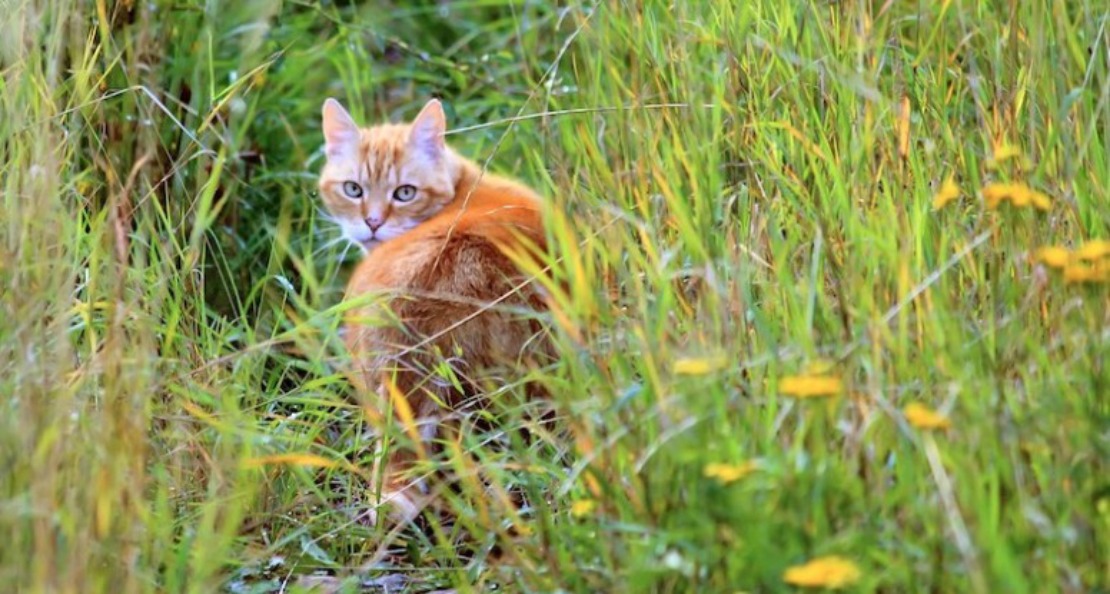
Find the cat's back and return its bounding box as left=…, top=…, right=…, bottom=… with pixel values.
left=346, top=175, right=546, bottom=298
left=344, top=174, right=549, bottom=380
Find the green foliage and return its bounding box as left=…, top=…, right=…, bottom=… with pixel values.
left=1, top=0, right=1107, bottom=592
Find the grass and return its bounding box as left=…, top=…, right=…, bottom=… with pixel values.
left=1, top=0, right=1108, bottom=592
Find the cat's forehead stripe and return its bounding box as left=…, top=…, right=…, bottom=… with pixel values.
left=359, top=126, right=408, bottom=184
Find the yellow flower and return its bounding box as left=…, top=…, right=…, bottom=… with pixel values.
left=781, top=374, right=843, bottom=398
left=982, top=182, right=1051, bottom=211
left=1035, top=242, right=1110, bottom=281
left=903, top=403, right=952, bottom=430
left=1063, top=262, right=1109, bottom=284
left=704, top=461, right=758, bottom=485
left=986, top=142, right=1033, bottom=171
left=931, top=175, right=960, bottom=210
left=1033, top=246, right=1070, bottom=269
left=1075, top=239, right=1110, bottom=262
left=570, top=499, right=596, bottom=517
left=990, top=141, right=1022, bottom=164
left=981, top=182, right=1010, bottom=208
left=783, top=556, right=861, bottom=589
left=1028, top=190, right=1052, bottom=211
left=673, top=354, right=728, bottom=375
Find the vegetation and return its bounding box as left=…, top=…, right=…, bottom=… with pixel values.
left=1, top=0, right=1107, bottom=592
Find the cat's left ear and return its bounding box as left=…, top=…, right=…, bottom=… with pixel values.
left=409, top=99, right=446, bottom=162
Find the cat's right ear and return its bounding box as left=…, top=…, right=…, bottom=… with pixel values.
left=408, top=99, right=446, bottom=162
left=322, top=98, right=360, bottom=158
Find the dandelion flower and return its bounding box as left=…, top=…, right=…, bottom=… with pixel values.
left=982, top=182, right=1051, bottom=211
left=987, top=141, right=1023, bottom=167
left=673, top=355, right=728, bottom=376
left=1034, top=246, right=1070, bottom=269
left=570, top=499, right=596, bottom=517
left=1075, top=239, right=1110, bottom=262
left=704, top=461, right=758, bottom=485
left=981, top=182, right=1011, bottom=209
left=932, top=175, right=960, bottom=210
left=781, top=374, right=843, bottom=398
left=1035, top=242, right=1109, bottom=282
left=1063, top=263, right=1109, bottom=284
left=1028, top=190, right=1052, bottom=211
left=783, top=556, right=861, bottom=589
left=903, top=403, right=952, bottom=430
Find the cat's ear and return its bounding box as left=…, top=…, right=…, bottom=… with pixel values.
left=322, top=98, right=360, bottom=158
left=408, top=99, right=446, bottom=162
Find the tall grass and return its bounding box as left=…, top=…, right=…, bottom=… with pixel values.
left=1, top=0, right=1106, bottom=592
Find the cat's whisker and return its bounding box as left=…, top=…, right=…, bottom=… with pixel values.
left=313, top=238, right=341, bottom=258
left=337, top=238, right=356, bottom=261
left=315, top=206, right=340, bottom=223
left=311, top=234, right=349, bottom=258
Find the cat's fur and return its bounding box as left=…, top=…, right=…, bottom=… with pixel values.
left=318, top=98, right=550, bottom=522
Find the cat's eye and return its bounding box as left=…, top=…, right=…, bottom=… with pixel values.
left=341, top=181, right=363, bottom=199
left=392, top=185, right=417, bottom=202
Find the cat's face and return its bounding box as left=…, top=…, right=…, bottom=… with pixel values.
left=318, top=99, right=456, bottom=249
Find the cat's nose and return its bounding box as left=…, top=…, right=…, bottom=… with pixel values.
left=365, top=216, right=384, bottom=232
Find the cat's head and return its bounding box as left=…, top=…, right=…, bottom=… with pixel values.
left=318, top=98, right=458, bottom=249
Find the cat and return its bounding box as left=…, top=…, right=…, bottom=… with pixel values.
left=318, top=97, right=551, bottom=523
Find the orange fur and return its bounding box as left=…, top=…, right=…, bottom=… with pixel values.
left=318, top=98, right=551, bottom=522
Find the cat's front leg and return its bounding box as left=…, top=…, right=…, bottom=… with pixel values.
left=365, top=446, right=429, bottom=525
left=364, top=382, right=440, bottom=526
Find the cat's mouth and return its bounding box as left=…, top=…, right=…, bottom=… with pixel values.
left=359, top=237, right=385, bottom=250
left=349, top=226, right=401, bottom=250
left=359, top=229, right=402, bottom=248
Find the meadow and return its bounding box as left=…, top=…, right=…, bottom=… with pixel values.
left=1, top=0, right=1108, bottom=592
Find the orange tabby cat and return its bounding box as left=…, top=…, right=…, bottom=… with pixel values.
left=318, top=98, right=550, bottom=522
